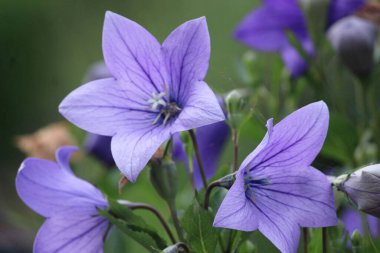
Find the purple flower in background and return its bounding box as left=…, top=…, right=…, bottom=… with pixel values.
left=214, top=101, right=337, bottom=253
left=341, top=208, right=379, bottom=237
left=235, top=0, right=365, bottom=78
left=85, top=133, right=115, bottom=167
left=16, top=146, right=109, bottom=253
left=172, top=98, right=229, bottom=189
left=234, top=0, right=315, bottom=78
left=59, top=11, right=225, bottom=182
left=328, top=0, right=365, bottom=26
left=82, top=62, right=115, bottom=167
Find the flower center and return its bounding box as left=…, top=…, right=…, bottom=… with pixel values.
left=148, top=92, right=181, bottom=125
left=244, top=175, right=271, bottom=203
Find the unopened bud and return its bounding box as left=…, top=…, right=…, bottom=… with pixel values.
left=225, top=89, right=250, bottom=130
left=336, top=164, right=380, bottom=218
left=149, top=158, right=178, bottom=204
left=351, top=229, right=362, bottom=247
left=327, top=16, right=378, bottom=77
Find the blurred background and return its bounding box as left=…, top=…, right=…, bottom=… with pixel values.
left=3, top=0, right=380, bottom=252
left=0, top=0, right=259, bottom=252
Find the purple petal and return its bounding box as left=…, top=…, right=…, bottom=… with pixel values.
left=213, top=172, right=259, bottom=231
left=252, top=166, right=337, bottom=228
left=34, top=206, right=108, bottom=253
left=281, top=44, right=309, bottom=78
left=56, top=146, right=79, bottom=173
left=341, top=208, right=379, bottom=237
left=85, top=134, right=115, bottom=167
left=16, top=155, right=107, bottom=217
left=162, top=17, right=210, bottom=102
left=172, top=81, right=225, bottom=132
left=172, top=134, right=189, bottom=169
left=59, top=78, right=157, bottom=136
left=243, top=101, right=329, bottom=171
left=111, top=126, right=171, bottom=182
left=192, top=120, right=230, bottom=189
left=102, top=11, right=169, bottom=94
left=328, top=0, right=365, bottom=26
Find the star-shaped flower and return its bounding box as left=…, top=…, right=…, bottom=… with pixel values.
left=16, top=146, right=109, bottom=253
left=214, top=101, right=337, bottom=253
left=59, top=11, right=225, bottom=182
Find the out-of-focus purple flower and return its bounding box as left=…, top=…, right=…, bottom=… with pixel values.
left=337, top=164, right=380, bottom=218
left=81, top=62, right=115, bottom=167
left=16, top=146, right=109, bottom=253
left=59, top=11, right=225, bottom=182
left=85, top=133, right=115, bottom=167
left=328, top=0, right=366, bottom=26
left=341, top=208, right=379, bottom=237
left=234, top=0, right=314, bottom=78
left=235, top=0, right=365, bottom=78
left=214, top=101, right=337, bottom=253
left=172, top=98, right=229, bottom=189
left=327, top=16, right=377, bottom=77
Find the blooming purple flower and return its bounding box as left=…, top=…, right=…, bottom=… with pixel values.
left=172, top=98, right=229, bottom=189
left=341, top=208, right=379, bottom=238
left=16, top=146, right=109, bottom=253
left=214, top=101, right=337, bottom=253
left=59, top=11, right=225, bottom=182
left=235, top=0, right=365, bottom=78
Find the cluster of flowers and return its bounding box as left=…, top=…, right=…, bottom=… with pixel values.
left=16, top=0, right=380, bottom=252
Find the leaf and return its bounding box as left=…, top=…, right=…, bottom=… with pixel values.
left=99, top=200, right=167, bottom=252
left=181, top=200, right=218, bottom=253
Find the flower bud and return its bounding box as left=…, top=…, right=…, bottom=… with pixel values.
left=351, top=229, right=362, bottom=247
left=336, top=164, right=380, bottom=218
left=327, top=16, right=378, bottom=77
left=225, top=89, right=250, bottom=130
left=149, top=158, right=178, bottom=205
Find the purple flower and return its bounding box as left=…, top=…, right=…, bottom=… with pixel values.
left=235, top=0, right=365, bottom=78
left=59, top=11, right=225, bottom=182
left=85, top=133, right=115, bottom=167
left=328, top=0, right=365, bottom=26
left=234, top=0, right=314, bottom=78
left=172, top=99, right=229, bottom=189
left=341, top=208, right=379, bottom=238
left=214, top=101, right=337, bottom=253
left=16, top=146, right=109, bottom=253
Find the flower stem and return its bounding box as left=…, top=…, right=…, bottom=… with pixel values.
left=204, top=180, right=221, bottom=209
left=168, top=201, right=185, bottom=243
left=322, top=227, right=328, bottom=253
left=232, top=129, right=239, bottom=172
left=163, top=137, right=173, bottom=158
left=126, top=202, right=176, bottom=244
left=303, top=228, right=308, bottom=253
left=189, top=129, right=208, bottom=188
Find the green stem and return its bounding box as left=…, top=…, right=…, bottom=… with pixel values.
left=232, top=129, right=239, bottom=172
left=168, top=201, right=185, bottom=243
left=204, top=181, right=220, bottom=209
left=189, top=129, right=208, bottom=188
left=322, top=227, right=328, bottom=253
left=163, top=137, right=173, bottom=158
left=303, top=228, right=308, bottom=253
left=125, top=202, right=176, bottom=244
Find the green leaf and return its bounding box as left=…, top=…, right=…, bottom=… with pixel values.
left=181, top=200, right=218, bottom=253
left=99, top=200, right=167, bottom=252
